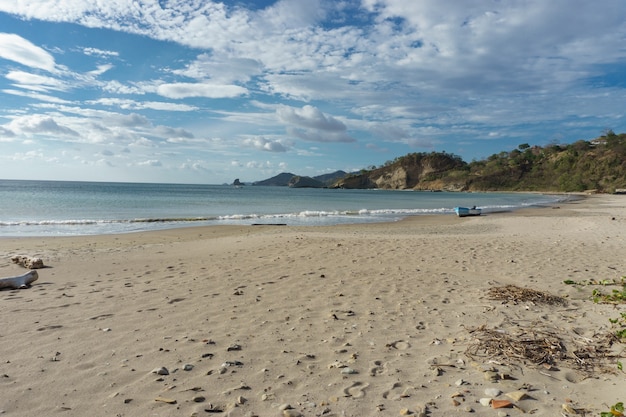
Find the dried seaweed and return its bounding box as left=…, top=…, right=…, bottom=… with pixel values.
left=466, top=325, right=566, bottom=366
left=466, top=324, right=621, bottom=376
left=487, top=285, right=567, bottom=306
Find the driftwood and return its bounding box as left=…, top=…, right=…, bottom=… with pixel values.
left=0, top=270, right=39, bottom=290
left=11, top=255, right=44, bottom=269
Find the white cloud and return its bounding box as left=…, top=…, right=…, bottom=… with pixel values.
left=109, top=112, right=151, bottom=127
left=8, top=114, right=80, bottom=137
left=277, top=105, right=346, bottom=132
left=0, top=33, right=57, bottom=72
left=157, top=82, right=248, bottom=99
left=286, top=126, right=355, bottom=143
left=87, top=97, right=197, bottom=111
left=3, top=88, right=71, bottom=104
left=101, top=80, right=148, bottom=95
left=0, top=126, right=16, bottom=140
left=82, top=47, right=119, bottom=57
left=171, top=53, right=262, bottom=84
left=276, top=105, right=356, bottom=143
left=138, top=159, right=162, bottom=167
left=5, top=70, right=68, bottom=92
left=88, top=64, right=114, bottom=76
left=243, top=137, right=288, bottom=153
left=155, top=125, right=194, bottom=139
left=258, top=0, right=325, bottom=30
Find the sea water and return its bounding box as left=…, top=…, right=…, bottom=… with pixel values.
left=0, top=179, right=566, bottom=236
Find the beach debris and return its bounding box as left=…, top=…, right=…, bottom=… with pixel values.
left=491, top=399, right=513, bottom=409
left=11, top=255, right=45, bottom=269
left=0, top=270, right=39, bottom=290
left=466, top=323, right=621, bottom=375
left=154, top=396, right=176, bottom=404
left=487, top=285, right=567, bottom=306
left=227, top=344, right=242, bottom=351
left=467, top=325, right=566, bottom=365
left=192, top=395, right=205, bottom=403
left=221, top=361, right=243, bottom=367
left=183, top=364, right=194, bottom=371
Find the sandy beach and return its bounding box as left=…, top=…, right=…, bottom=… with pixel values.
left=1, top=194, right=624, bottom=417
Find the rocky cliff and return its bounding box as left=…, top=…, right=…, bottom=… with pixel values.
left=332, top=152, right=468, bottom=190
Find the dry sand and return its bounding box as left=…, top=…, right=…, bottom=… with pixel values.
left=1, top=194, right=625, bottom=417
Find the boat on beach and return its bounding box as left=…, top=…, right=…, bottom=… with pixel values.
left=454, top=206, right=481, bottom=217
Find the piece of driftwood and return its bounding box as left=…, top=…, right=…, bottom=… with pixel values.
left=0, top=270, right=39, bottom=290
left=11, top=255, right=45, bottom=269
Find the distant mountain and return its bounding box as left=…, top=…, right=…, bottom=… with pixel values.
left=253, top=170, right=349, bottom=187
left=252, top=172, right=297, bottom=186
left=288, top=176, right=325, bottom=188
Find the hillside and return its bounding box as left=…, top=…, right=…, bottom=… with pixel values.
left=332, top=132, right=626, bottom=193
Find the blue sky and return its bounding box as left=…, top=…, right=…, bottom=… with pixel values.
left=1, top=1, right=625, bottom=184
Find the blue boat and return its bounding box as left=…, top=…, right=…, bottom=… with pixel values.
left=454, top=206, right=482, bottom=217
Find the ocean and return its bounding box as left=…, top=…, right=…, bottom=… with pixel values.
left=0, top=179, right=566, bottom=237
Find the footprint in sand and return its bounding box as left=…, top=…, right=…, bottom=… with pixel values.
left=343, top=381, right=369, bottom=398
left=382, top=382, right=415, bottom=400
left=369, top=360, right=387, bottom=377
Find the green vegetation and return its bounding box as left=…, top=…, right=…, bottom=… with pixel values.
left=340, top=131, right=626, bottom=192
left=565, top=276, right=626, bottom=375
left=608, top=312, right=626, bottom=341
left=591, top=282, right=626, bottom=304
left=593, top=286, right=626, bottom=304
left=600, top=402, right=624, bottom=417
left=465, top=131, right=626, bottom=192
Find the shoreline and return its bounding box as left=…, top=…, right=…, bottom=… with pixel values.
left=0, top=186, right=568, bottom=238
left=1, top=194, right=624, bottom=416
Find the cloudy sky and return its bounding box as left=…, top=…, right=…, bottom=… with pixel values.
left=1, top=1, right=625, bottom=184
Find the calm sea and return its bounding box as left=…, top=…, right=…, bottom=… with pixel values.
left=0, top=179, right=565, bottom=237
